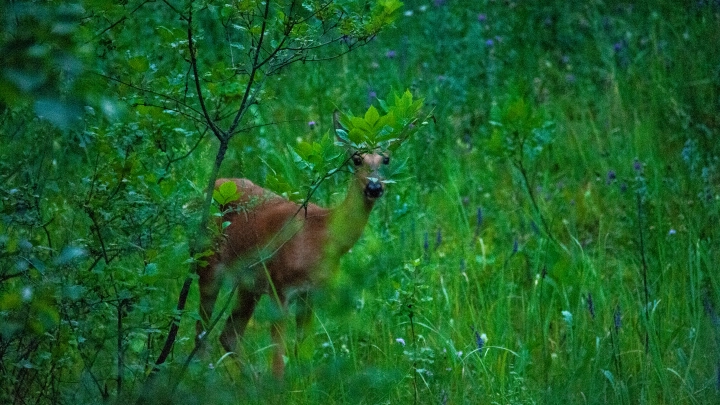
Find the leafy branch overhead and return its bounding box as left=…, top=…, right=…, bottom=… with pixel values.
left=285, top=91, right=426, bottom=197
left=335, top=90, right=426, bottom=151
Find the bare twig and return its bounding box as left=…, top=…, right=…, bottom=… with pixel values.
left=187, top=8, right=226, bottom=141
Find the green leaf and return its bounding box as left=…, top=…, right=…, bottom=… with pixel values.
left=128, top=56, right=149, bottom=73
left=350, top=116, right=372, bottom=132
left=348, top=128, right=365, bottom=144
left=213, top=181, right=241, bottom=205
left=365, top=105, right=380, bottom=127
left=335, top=128, right=350, bottom=143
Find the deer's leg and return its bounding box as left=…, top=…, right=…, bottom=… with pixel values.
left=219, top=289, right=261, bottom=352
left=294, top=290, right=313, bottom=358
left=269, top=292, right=288, bottom=379
left=196, top=259, right=221, bottom=344
left=270, top=310, right=287, bottom=379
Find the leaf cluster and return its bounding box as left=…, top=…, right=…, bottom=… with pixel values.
left=336, top=90, right=426, bottom=152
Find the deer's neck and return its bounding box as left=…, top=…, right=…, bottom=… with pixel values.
left=326, top=178, right=375, bottom=259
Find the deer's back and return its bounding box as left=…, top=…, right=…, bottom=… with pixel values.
left=215, top=178, right=331, bottom=289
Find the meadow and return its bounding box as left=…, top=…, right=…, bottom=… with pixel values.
left=1, top=1, right=720, bottom=404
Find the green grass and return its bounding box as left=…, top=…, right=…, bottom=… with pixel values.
left=2, top=1, right=719, bottom=404
left=176, top=2, right=720, bottom=403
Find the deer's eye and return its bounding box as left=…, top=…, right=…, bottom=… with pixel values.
left=352, top=154, right=363, bottom=166
left=382, top=156, right=390, bottom=165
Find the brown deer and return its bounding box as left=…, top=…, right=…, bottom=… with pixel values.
left=195, top=116, right=390, bottom=378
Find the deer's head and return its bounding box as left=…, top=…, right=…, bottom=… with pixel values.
left=334, top=112, right=390, bottom=201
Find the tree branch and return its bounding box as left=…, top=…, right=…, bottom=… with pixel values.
left=227, top=0, right=273, bottom=138
left=187, top=6, right=226, bottom=141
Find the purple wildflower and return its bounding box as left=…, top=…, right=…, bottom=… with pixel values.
left=386, top=50, right=396, bottom=58
left=531, top=220, right=540, bottom=235
left=308, top=121, right=316, bottom=129
left=477, top=13, right=487, bottom=22
left=613, top=42, right=623, bottom=52
left=587, top=293, right=595, bottom=320
left=633, top=159, right=642, bottom=172
left=476, top=208, right=483, bottom=228
left=607, top=170, right=616, bottom=183
left=668, top=229, right=677, bottom=235
left=485, top=39, right=494, bottom=47
left=473, top=328, right=485, bottom=351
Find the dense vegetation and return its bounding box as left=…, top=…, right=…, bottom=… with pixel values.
left=2, top=0, right=720, bottom=403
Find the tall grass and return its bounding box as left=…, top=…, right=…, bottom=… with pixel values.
left=179, top=1, right=720, bottom=403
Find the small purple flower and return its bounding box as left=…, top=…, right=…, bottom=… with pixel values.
left=308, top=121, right=316, bottom=129
left=477, top=13, right=487, bottom=22
left=368, top=91, right=377, bottom=99
left=587, top=293, right=596, bottom=320
left=386, top=50, right=397, bottom=58
left=633, top=159, right=642, bottom=172
left=613, top=42, right=623, bottom=52
left=473, top=328, right=485, bottom=351
left=531, top=221, right=540, bottom=235
left=668, top=229, right=677, bottom=235
left=476, top=208, right=483, bottom=228
left=485, top=39, right=494, bottom=47
left=606, top=170, right=616, bottom=185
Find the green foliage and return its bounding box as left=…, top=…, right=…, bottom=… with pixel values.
left=212, top=181, right=241, bottom=206
left=3, top=0, right=720, bottom=404
left=266, top=92, right=424, bottom=201
left=337, top=90, right=426, bottom=151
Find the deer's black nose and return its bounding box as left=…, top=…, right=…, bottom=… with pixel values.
left=365, top=180, right=384, bottom=199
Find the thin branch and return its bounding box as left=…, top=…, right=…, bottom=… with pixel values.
left=98, top=73, right=204, bottom=118
left=90, top=0, right=154, bottom=42
left=160, top=0, right=186, bottom=19
left=227, top=0, right=273, bottom=138
left=157, top=128, right=209, bottom=184
left=187, top=7, right=226, bottom=141
left=131, top=102, right=208, bottom=127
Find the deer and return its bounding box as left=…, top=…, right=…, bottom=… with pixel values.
left=195, top=114, right=390, bottom=378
